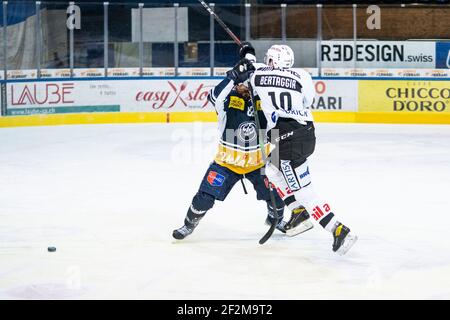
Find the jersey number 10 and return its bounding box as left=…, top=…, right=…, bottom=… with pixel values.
left=268, top=92, right=292, bottom=111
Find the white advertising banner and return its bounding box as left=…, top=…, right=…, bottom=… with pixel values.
left=6, top=78, right=358, bottom=116
left=321, top=41, right=436, bottom=68
left=310, top=80, right=358, bottom=111
left=124, top=79, right=217, bottom=111
left=6, top=79, right=219, bottom=115
left=7, top=80, right=121, bottom=115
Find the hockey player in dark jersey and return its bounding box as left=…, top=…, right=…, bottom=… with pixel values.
left=172, top=46, right=312, bottom=240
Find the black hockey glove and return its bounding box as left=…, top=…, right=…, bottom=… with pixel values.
left=239, top=42, right=256, bottom=59
left=226, top=58, right=255, bottom=84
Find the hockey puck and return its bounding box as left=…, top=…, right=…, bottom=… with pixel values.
left=47, top=247, right=56, bottom=252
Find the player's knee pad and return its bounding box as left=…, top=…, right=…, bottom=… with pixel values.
left=191, top=191, right=216, bottom=213
left=279, top=159, right=312, bottom=192
left=293, top=160, right=312, bottom=188
left=265, top=162, right=301, bottom=211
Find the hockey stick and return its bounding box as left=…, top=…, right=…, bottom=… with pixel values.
left=197, top=0, right=278, bottom=244
left=250, top=87, right=279, bottom=245
left=197, top=0, right=242, bottom=46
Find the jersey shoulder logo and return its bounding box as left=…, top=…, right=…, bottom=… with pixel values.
left=228, top=96, right=245, bottom=111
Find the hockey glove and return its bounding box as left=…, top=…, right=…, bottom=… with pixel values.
left=226, top=58, right=255, bottom=84
left=239, top=42, right=256, bottom=59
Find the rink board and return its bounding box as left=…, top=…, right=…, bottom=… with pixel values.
left=0, top=77, right=449, bottom=127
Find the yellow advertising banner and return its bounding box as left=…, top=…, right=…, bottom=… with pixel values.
left=359, top=80, right=450, bottom=113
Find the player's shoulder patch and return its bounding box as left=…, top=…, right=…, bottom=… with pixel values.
left=228, top=95, right=245, bottom=111
left=255, top=99, right=262, bottom=111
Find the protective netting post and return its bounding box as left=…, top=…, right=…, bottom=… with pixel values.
left=210, top=3, right=215, bottom=76
left=1, top=1, right=6, bottom=116
left=2, top=1, right=6, bottom=79
left=104, top=2, right=109, bottom=77
left=36, top=1, right=41, bottom=78
left=69, top=2, right=74, bottom=78
left=174, top=3, right=179, bottom=77
left=245, top=3, right=250, bottom=42
left=316, top=4, right=322, bottom=77
left=139, top=3, right=143, bottom=77
left=353, top=4, right=357, bottom=69
left=281, top=3, right=287, bottom=43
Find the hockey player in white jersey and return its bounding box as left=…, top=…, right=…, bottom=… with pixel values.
left=250, top=44, right=358, bottom=255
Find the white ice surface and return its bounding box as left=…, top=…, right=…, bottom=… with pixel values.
left=0, top=122, right=450, bottom=299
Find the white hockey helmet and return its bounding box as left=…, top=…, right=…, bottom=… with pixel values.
left=264, top=45, right=294, bottom=69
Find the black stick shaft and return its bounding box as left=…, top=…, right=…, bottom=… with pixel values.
left=250, top=85, right=279, bottom=245
left=197, top=0, right=242, bottom=46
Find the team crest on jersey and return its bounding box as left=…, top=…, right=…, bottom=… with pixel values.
left=207, top=171, right=225, bottom=187
left=237, top=121, right=257, bottom=143
left=228, top=96, right=245, bottom=111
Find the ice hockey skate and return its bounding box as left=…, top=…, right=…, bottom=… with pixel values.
left=332, top=223, right=358, bottom=256
left=284, top=206, right=314, bottom=237
left=265, top=216, right=288, bottom=234
left=173, top=214, right=204, bottom=240
left=172, top=224, right=196, bottom=240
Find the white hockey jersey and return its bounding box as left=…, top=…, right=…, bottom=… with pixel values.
left=250, top=66, right=315, bottom=131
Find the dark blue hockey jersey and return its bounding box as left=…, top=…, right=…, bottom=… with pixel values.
left=208, top=78, right=270, bottom=174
